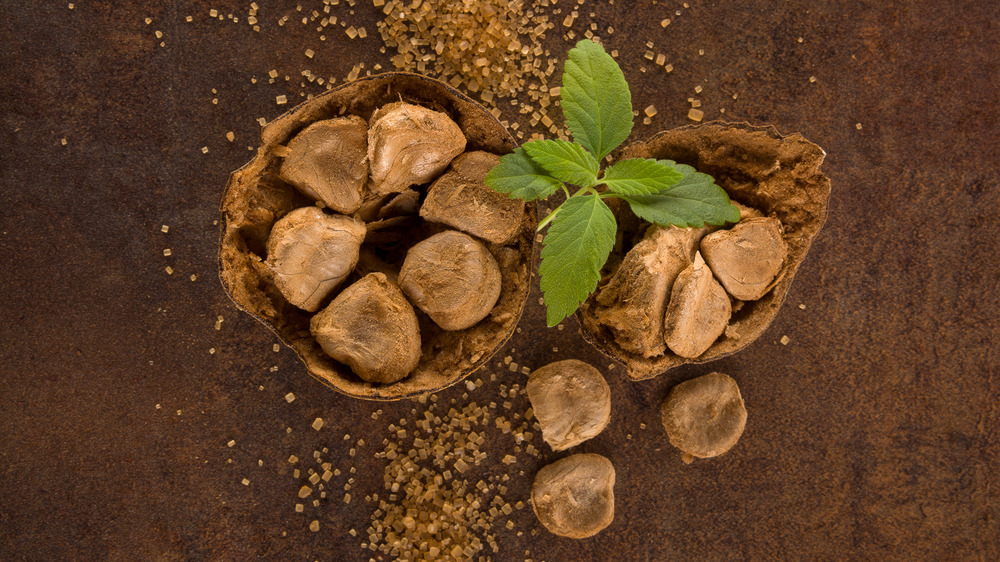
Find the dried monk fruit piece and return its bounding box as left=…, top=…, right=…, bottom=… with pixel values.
left=663, top=252, right=732, bottom=359
left=367, top=101, right=466, bottom=195
left=420, top=151, right=525, bottom=244
left=591, top=225, right=706, bottom=357
left=700, top=216, right=787, bottom=301
left=309, top=273, right=421, bottom=384
left=531, top=453, right=615, bottom=539
left=660, top=372, right=747, bottom=462
left=398, top=230, right=501, bottom=331
left=526, top=359, right=611, bottom=451
left=265, top=207, right=366, bottom=312
left=278, top=116, right=369, bottom=214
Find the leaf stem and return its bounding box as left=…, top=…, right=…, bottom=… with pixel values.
left=537, top=206, right=561, bottom=231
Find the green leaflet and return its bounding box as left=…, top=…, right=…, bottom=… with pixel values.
left=619, top=170, right=741, bottom=227
left=485, top=147, right=564, bottom=201
left=538, top=193, right=617, bottom=327
left=561, top=39, right=633, bottom=161
left=602, top=158, right=684, bottom=195
left=522, top=139, right=599, bottom=187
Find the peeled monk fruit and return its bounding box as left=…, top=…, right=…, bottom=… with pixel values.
left=309, top=273, right=421, bottom=384
left=367, top=101, right=466, bottom=195
left=588, top=225, right=706, bottom=358
left=398, top=230, right=502, bottom=331
left=264, top=207, right=366, bottom=312
left=660, top=372, right=747, bottom=463
left=578, top=123, right=831, bottom=380
left=700, top=216, right=787, bottom=301
left=419, top=151, right=526, bottom=244
left=531, top=453, right=615, bottom=539
left=278, top=116, right=369, bottom=214
left=219, top=73, right=535, bottom=400
left=525, top=359, right=611, bottom=451
left=663, top=252, right=732, bottom=359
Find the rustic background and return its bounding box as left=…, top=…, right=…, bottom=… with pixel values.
left=2, top=0, right=997, bottom=559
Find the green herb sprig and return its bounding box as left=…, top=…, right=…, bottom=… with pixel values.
left=485, top=39, right=741, bottom=327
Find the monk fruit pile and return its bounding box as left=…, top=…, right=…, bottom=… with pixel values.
left=220, top=74, right=535, bottom=399
left=272, top=101, right=518, bottom=385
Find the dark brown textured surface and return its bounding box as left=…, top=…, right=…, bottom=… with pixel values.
left=1, top=1, right=997, bottom=560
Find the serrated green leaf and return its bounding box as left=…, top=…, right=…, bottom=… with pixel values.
left=485, top=147, right=564, bottom=201
left=619, top=170, right=741, bottom=227
left=561, top=39, right=633, bottom=161
left=602, top=158, right=684, bottom=195
left=539, top=194, right=617, bottom=327
left=657, top=159, right=698, bottom=178
left=522, top=139, right=599, bottom=187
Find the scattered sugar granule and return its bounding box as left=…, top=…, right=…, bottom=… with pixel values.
left=312, top=418, right=324, bottom=430
left=285, top=392, right=296, bottom=403
left=780, top=335, right=791, bottom=345
left=276, top=95, right=288, bottom=105
left=688, top=108, right=704, bottom=122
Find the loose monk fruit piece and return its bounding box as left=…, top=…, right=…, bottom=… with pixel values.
left=660, top=372, right=747, bottom=462
left=531, top=453, right=615, bottom=539
left=526, top=359, right=611, bottom=451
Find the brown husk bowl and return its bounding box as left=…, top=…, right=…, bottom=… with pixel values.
left=218, top=72, right=536, bottom=400
left=578, top=122, right=831, bottom=380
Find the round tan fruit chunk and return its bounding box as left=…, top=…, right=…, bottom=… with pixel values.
left=398, top=230, right=501, bottom=331
left=526, top=359, right=611, bottom=451
left=660, top=372, right=747, bottom=461
left=278, top=116, right=369, bottom=214
left=663, top=252, right=732, bottom=359
left=531, top=453, right=615, bottom=539
left=310, top=273, right=421, bottom=384
left=265, top=207, right=366, bottom=312
left=700, top=217, right=787, bottom=301
left=367, top=102, right=466, bottom=195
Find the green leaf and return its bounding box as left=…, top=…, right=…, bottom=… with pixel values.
left=561, top=39, right=633, bottom=161
left=539, top=194, right=617, bottom=327
left=522, top=139, right=599, bottom=187
left=485, top=147, right=564, bottom=201
left=601, top=158, right=684, bottom=195
left=657, top=159, right=697, bottom=178
left=618, top=169, right=741, bottom=227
